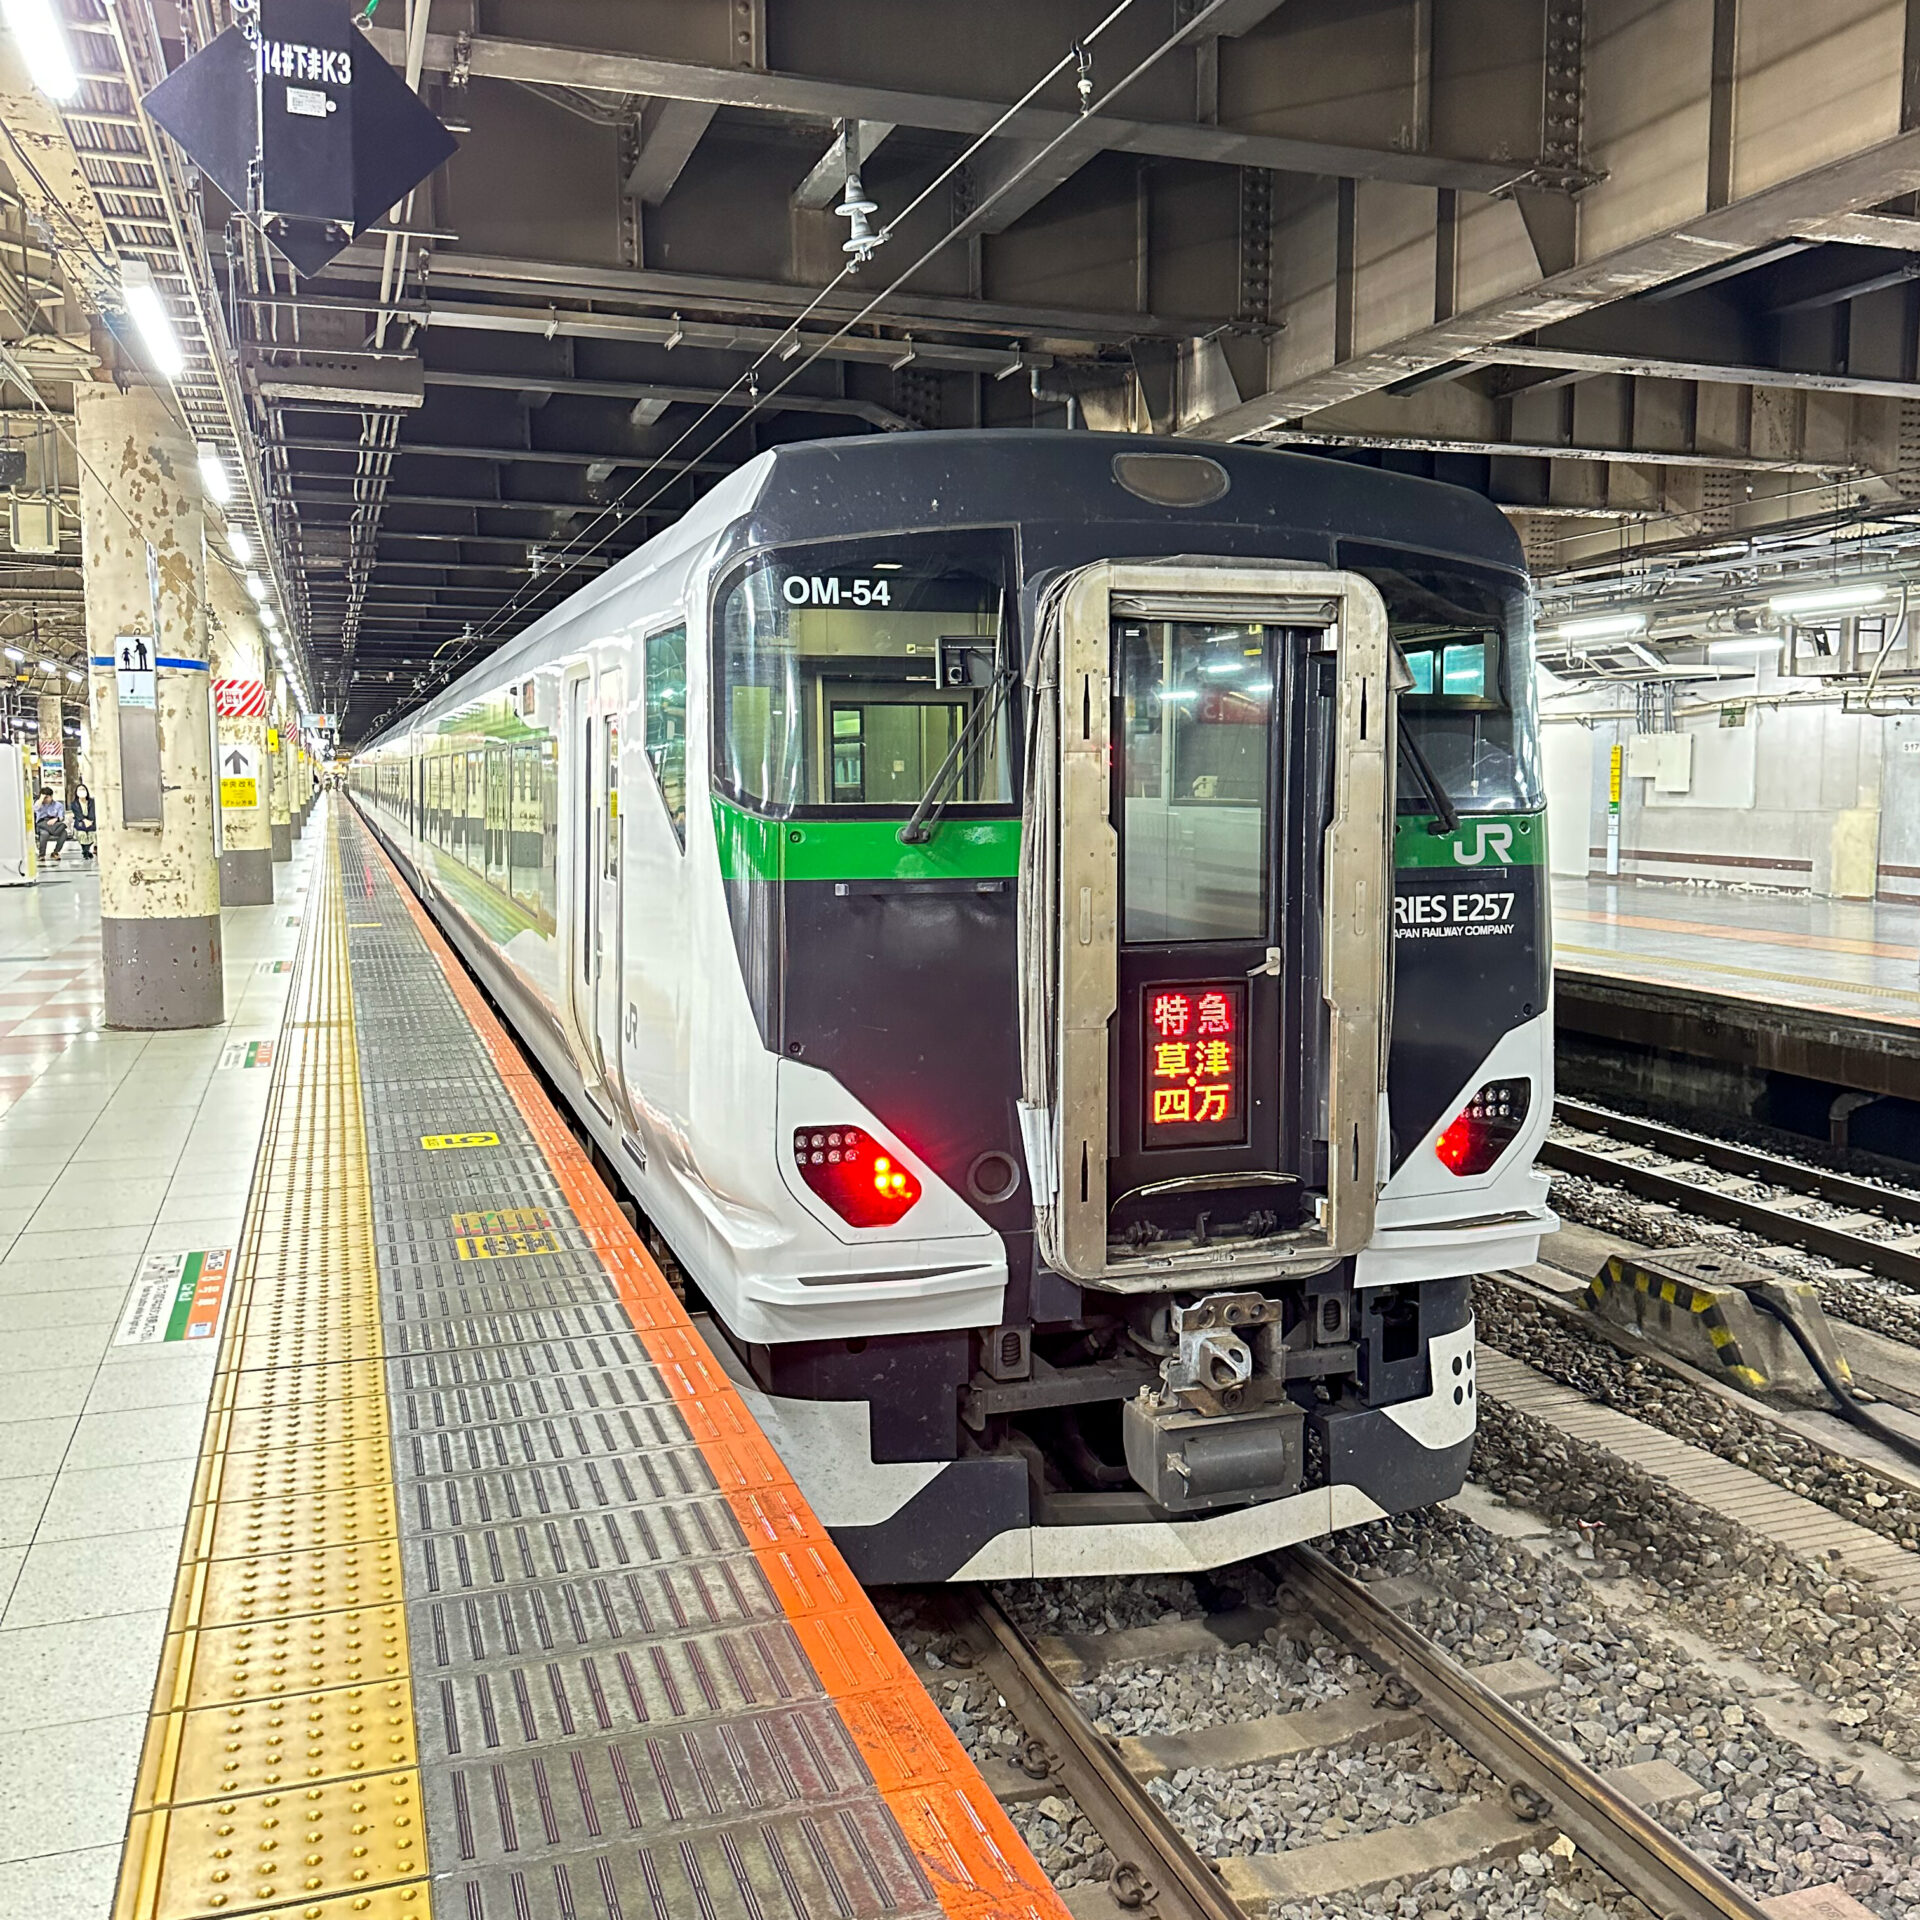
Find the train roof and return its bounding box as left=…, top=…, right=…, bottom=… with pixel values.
left=363, top=431, right=1523, bottom=751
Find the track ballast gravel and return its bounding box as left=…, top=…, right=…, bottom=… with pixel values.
left=1475, top=1277, right=1920, bottom=1554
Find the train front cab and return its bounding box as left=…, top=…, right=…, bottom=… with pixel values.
left=723, top=549, right=1551, bottom=1583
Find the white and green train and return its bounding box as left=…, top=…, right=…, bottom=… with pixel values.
left=351, top=431, right=1553, bottom=1582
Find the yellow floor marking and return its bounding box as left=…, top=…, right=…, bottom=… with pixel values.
left=139, top=1769, right=426, bottom=1918
left=160, top=1607, right=412, bottom=1709
left=161, top=1680, right=417, bottom=1802
left=453, top=1229, right=559, bottom=1259
left=114, top=819, right=429, bottom=1920
left=448, top=1206, right=550, bottom=1233
left=171, top=1544, right=406, bottom=1635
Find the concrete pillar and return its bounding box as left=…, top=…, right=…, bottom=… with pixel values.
left=208, top=566, right=274, bottom=905
left=78, top=383, right=223, bottom=1029
left=35, top=693, right=64, bottom=802
left=268, top=678, right=292, bottom=863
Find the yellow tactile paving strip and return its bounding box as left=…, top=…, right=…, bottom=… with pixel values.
left=114, top=825, right=431, bottom=1920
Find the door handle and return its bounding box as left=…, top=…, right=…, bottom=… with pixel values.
left=1247, top=947, right=1282, bottom=978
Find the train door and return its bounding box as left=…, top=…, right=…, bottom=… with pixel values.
left=1037, top=564, right=1392, bottom=1289
left=594, top=665, right=635, bottom=1130
left=565, top=668, right=612, bottom=1116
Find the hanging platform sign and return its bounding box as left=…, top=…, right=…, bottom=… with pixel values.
left=142, top=0, right=459, bottom=278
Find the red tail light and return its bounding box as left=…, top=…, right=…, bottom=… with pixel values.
left=1435, top=1079, right=1532, bottom=1176
left=793, top=1126, right=922, bottom=1227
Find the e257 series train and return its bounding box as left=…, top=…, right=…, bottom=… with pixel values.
left=350, top=431, right=1554, bottom=1583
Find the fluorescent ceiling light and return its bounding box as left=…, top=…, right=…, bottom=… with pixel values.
left=37, top=658, right=57, bottom=673
left=227, top=524, right=253, bottom=566
left=1, top=0, right=79, bottom=102
left=261, top=606, right=280, bottom=629
left=65, top=667, right=81, bottom=682
left=196, top=442, right=232, bottom=505
left=1547, top=611, right=1648, bottom=643
left=245, top=572, right=267, bottom=601
left=1708, top=638, right=1783, bottom=658
left=1768, top=582, right=1888, bottom=618
left=2, top=646, right=21, bottom=662
left=119, top=260, right=185, bottom=381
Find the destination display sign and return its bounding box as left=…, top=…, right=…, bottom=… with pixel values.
left=1143, top=981, right=1246, bottom=1148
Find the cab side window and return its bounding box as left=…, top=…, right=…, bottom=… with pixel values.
left=644, top=625, right=688, bottom=843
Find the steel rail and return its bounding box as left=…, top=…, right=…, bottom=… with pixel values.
left=1271, top=1546, right=1773, bottom=1920
left=1543, top=1122, right=1920, bottom=1293
left=1557, top=1099, right=1920, bottom=1228
left=941, top=1587, right=1247, bottom=1920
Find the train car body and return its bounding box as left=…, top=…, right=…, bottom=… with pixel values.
left=351, top=432, right=1553, bottom=1582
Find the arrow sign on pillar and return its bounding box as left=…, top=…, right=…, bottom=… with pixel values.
left=224, top=747, right=251, bottom=776
left=143, top=0, right=458, bottom=278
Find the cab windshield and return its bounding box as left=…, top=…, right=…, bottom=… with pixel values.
left=1340, top=545, right=1542, bottom=813
left=715, top=534, right=1015, bottom=814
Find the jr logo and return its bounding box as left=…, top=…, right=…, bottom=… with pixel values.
left=1452, top=822, right=1515, bottom=867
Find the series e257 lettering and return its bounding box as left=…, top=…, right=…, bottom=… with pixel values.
left=1394, top=890, right=1515, bottom=928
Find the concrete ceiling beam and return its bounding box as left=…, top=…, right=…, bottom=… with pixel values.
left=1463, top=344, right=1920, bottom=400
left=1189, top=125, right=1920, bottom=440
left=316, top=246, right=1189, bottom=341
left=366, top=25, right=1520, bottom=193
left=624, top=98, right=721, bottom=205
left=1249, top=428, right=1852, bottom=475
left=238, top=289, right=1052, bottom=374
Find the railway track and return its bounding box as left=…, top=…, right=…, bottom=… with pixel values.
left=1546, top=1098, right=1920, bottom=1292
left=938, top=1547, right=1771, bottom=1920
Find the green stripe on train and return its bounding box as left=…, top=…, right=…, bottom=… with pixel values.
left=712, top=795, right=1021, bottom=883
left=713, top=796, right=1544, bottom=883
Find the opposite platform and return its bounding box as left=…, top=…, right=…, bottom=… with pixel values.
left=110, top=805, right=1064, bottom=1920
left=1553, top=878, right=1920, bottom=1108
left=1554, top=878, right=1920, bottom=1030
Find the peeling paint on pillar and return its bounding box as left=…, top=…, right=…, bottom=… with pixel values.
left=78, top=383, right=224, bottom=1029
left=209, top=565, right=274, bottom=905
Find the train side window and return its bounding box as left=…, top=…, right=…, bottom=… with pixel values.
left=644, top=623, right=688, bottom=844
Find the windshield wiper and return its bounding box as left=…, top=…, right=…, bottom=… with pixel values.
left=897, top=668, right=1016, bottom=845
left=1397, top=725, right=1460, bottom=837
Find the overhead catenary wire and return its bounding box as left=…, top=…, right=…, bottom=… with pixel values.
left=433, top=0, right=1261, bottom=680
